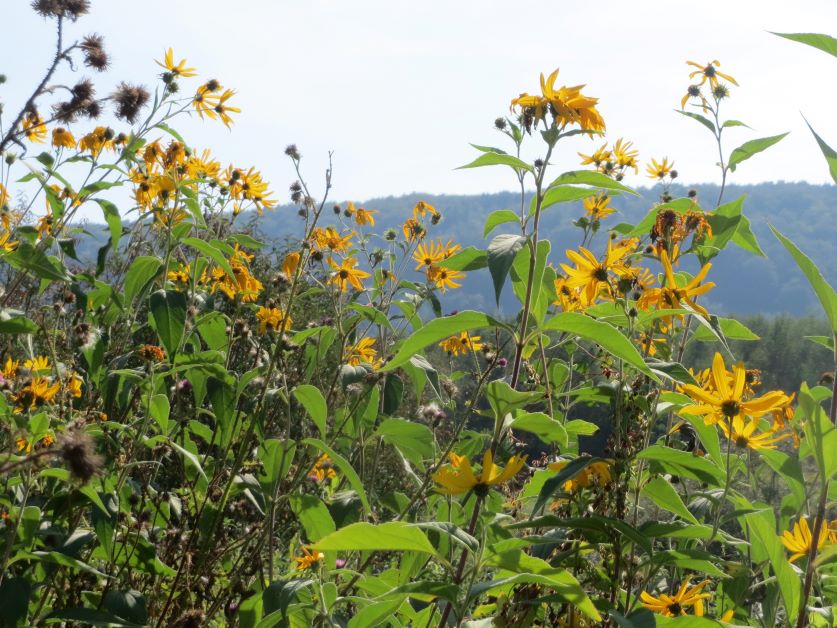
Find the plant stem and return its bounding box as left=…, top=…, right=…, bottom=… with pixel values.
left=437, top=494, right=483, bottom=627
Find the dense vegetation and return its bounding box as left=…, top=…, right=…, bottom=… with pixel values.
left=1, top=3, right=836, bottom=627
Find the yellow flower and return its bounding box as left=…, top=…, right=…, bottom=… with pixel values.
left=612, top=138, right=638, bottom=173
left=156, top=48, right=197, bottom=78
left=548, top=459, right=612, bottom=492
left=719, top=414, right=790, bottom=451
left=560, top=238, right=637, bottom=303
left=637, top=248, right=714, bottom=319
left=24, top=356, right=51, bottom=373
left=553, top=277, right=592, bottom=312
left=167, top=264, right=191, bottom=286
left=345, top=201, right=377, bottom=226
left=781, top=517, right=830, bottom=563
left=344, top=337, right=380, bottom=367
left=646, top=157, right=674, bottom=180
left=3, top=357, right=20, bottom=379
left=511, top=69, right=605, bottom=132
left=583, top=194, right=614, bottom=220
left=283, top=251, right=300, bottom=277
left=413, top=201, right=438, bottom=219
left=40, top=433, right=55, bottom=447
left=193, top=81, right=221, bottom=118
left=413, top=240, right=446, bottom=270
left=308, top=454, right=337, bottom=482
left=255, top=306, right=292, bottom=333
left=16, top=437, right=31, bottom=453
left=78, top=126, right=116, bottom=158
left=328, top=257, right=370, bottom=292
left=293, top=546, right=325, bottom=571
left=686, top=60, right=738, bottom=89
left=640, top=577, right=712, bottom=617
left=432, top=450, right=527, bottom=496
left=427, top=265, right=464, bottom=292
left=66, top=373, right=83, bottom=398
left=439, top=332, right=482, bottom=357
left=36, top=214, right=53, bottom=239
left=138, top=344, right=166, bottom=362
left=205, top=89, right=240, bottom=128
left=13, top=376, right=61, bottom=412
left=51, top=127, right=76, bottom=149
left=578, top=143, right=611, bottom=168
left=679, top=353, right=790, bottom=427
left=402, top=218, right=425, bottom=241
left=22, top=111, right=46, bottom=143
left=312, top=227, right=353, bottom=253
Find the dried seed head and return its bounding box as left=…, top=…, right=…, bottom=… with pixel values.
left=60, top=432, right=101, bottom=483
left=112, top=82, right=150, bottom=124
left=284, top=144, right=300, bottom=160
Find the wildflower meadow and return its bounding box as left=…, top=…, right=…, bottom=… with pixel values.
left=0, top=2, right=836, bottom=626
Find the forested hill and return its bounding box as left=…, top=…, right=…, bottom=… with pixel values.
left=252, top=181, right=836, bottom=317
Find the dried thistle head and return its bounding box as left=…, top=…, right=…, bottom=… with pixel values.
left=111, top=82, right=150, bottom=124
left=60, top=431, right=101, bottom=483
left=80, top=34, right=109, bottom=71
left=32, top=0, right=90, bottom=19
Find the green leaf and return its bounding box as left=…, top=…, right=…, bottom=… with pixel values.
left=375, top=418, right=434, bottom=471
left=727, top=133, right=789, bottom=172
left=123, top=256, right=162, bottom=304
left=701, top=195, right=744, bottom=260
left=805, top=335, right=834, bottom=351
left=103, top=590, right=148, bottom=625
left=802, top=117, right=837, bottom=186
left=723, top=119, right=752, bottom=129
left=4, top=241, right=70, bottom=282
left=0, top=315, right=38, bottom=334
left=532, top=457, right=606, bottom=516
left=676, top=109, right=716, bottom=133
left=260, top=579, right=313, bottom=625
left=313, top=521, right=438, bottom=554
left=691, top=317, right=759, bottom=342
left=290, top=495, right=336, bottom=542
left=638, top=445, right=725, bottom=484
left=149, top=394, right=170, bottom=432
left=149, top=289, right=187, bottom=357
left=167, top=438, right=207, bottom=482
left=486, top=380, right=542, bottom=419
left=0, top=578, right=30, bottom=625
left=438, top=246, right=487, bottom=271
left=772, top=31, right=837, bottom=58
left=183, top=237, right=236, bottom=279
left=44, top=608, right=142, bottom=627
left=509, top=412, right=567, bottom=448
left=745, top=509, right=800, bottom=620
left=542, top=312, right=658, bottom=380
left=770, top=225, right=837, bottom=333
left=293, top=385, right=328, bottom=437
left=548, top=170, right=640, bottom=196
left=642, top=476, right=698, bottom=524
left=412, top=521, right=479, bottom=553
left=730, top=214, right=765, bottom=257
left=535, top=185, right=598, bottom=213
left=383, top=374, right=404, bottom=415
left=95, top=198, right=122, bottom=251
left=799, top=385, right=837, bottom=480
left=488, top=233, right=527, bottom=305
left=302, top=438, right=371, bottom=515
left=483, top=209, right=520, bottom=237
left=457, top=152, right=533, bottom=173
left=383, top=311, right=506, bottom=371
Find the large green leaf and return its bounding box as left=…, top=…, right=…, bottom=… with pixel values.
left=542, top=312, right=657, bottom=380
left=745, top=509, right=800, bottom=620
left=457, top=152, right=533, bottom=173
left=676, top=109, right=716, bottom=133
left=770, top=225, right=837, bottom=333
left=548, top=170, right=640, bottom=196
left=293, top=385, right=328, bottom=437
left=803, top=117, right=837, bottom=186
left=773, top=31, right=837, bottom=58
left=488, top=233, right=527, bottom=305
left=438, top=246, right=487, bottom=271
left=509, top=412, right=568, bottom=448
left=123, top=256, right=162, bottom=304
left=638, top=445, right=725, bottom=484
left=290, top=495, right=336, bottom=542
left=483, top=209, right=520, bottom=237
left=313, top=521, right=437, bottom=554
left=149, top=290, right=187, bottom=357
left=5, top=241, right=70, bottom=282
left=383, top=311, right=506, bottom=370
left=727, top=133, right=788, bottom=172
left=641, top=477, right=698, bottom=524
left=375, top=418, right=434, bottom=471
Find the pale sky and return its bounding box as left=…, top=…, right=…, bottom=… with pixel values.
left=3, top=0, right=837, bottom=219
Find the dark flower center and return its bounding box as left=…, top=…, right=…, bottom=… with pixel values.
left=721, top=400, right=741, bottom=417
left=593, top=266, right=609, bottom=282
left=667, top=602, right=683, bottom=615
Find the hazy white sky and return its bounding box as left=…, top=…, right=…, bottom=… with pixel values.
left=3, top=0, right=837, bottom=216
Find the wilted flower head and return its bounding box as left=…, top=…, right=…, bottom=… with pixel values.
left=112, top=82, right=150, bottom=123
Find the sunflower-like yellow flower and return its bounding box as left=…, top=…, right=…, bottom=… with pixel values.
left=511, top=69, right=605, bottom=132
left=293, top=546, right=324, bottom=571
left=548, top=459, right=613, bottom=492
left=640, top=577, right=712, bottom=617
left=646, top=157, right=675, bottom=180
left=156, top=48, right=197, bottom=78
left=328, top=257, right=369, bottom=292
left=312, top=227, right=353, bottom=253
left=51, top=127, right=76, bottom=149
left=255, top=306, right=292, bottom=334
left=583, top=194, right=614, bottom=220
left=413, top=201, right=438, bottom=219
left=13, top=376, right=61, bottom=412
left=637, top=248, right=714, bottom=319
left=432, top=450, right=527, bottom=496
left=612, top=138, right=638, bottom=173
left=24, top=356, right=51, bottom=373
left=560, top=238, right=637, bottom=303
left=78, top=126, right=116, bottom=158
left=439, top=332, right=482, bottom=357
left=402, top=218, right=425, bottom=242
left=553, top=277, right=593, bottom=312
left=686, top=60, right=738, bottom=89
left=719, top=415, right=790, bottom=451
left=413, top=240, right=446, bottom=270
left=578, top=143, right=611, bottom=169
left=65, top=373, right=83, bottom=398
left=781, top=517, right=833, bottom=563
left=344, top=337, right=380, bottom=367
left=283, top=251, right=300, bottom=277
left=679, top=353, right=790, bottom=427
left=308, top=454, right=337, bottom=482
left=427, top=265, right=464, bottom=292
left=3, top=357, right=20, bottom=380
left=22, top=111, right=46, bottom=143
left=210, top=89, right=240, bottom=128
